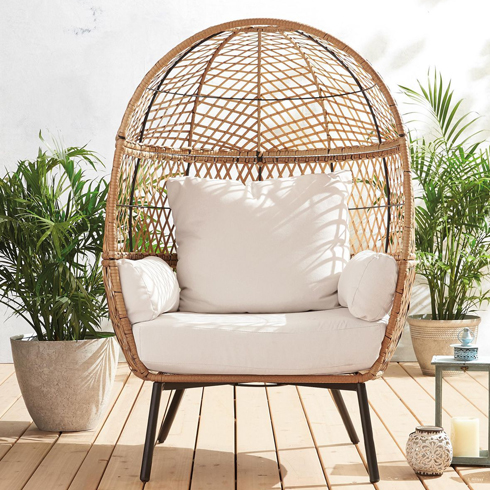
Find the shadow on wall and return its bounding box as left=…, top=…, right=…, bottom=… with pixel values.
left=362, top=34, right=389, bottom=65
left=470, top=40, right=490, bottom=126
left=470, top=41, right=490, bottom=81
left=388, top=39, right=426, bottom=70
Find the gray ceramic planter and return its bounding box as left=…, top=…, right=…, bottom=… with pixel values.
left=10, top=334, right=118, bottom=431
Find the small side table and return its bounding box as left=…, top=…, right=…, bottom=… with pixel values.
left=432, top=355, right=490, bottom=466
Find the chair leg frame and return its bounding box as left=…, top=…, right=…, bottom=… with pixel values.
left=157, top=389, right=185, bottom=444
left=140, top=381, right=379, bottom=484
left=356, top=383, right=380, bottom=483
left=331, top=389, right=360, bottom=445
left=140, top=382, right=163, bottom=482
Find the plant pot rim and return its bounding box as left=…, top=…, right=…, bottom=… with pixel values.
left=10, top=334, right=115, bottom=343
left=408, top=314, right=481, bottom=326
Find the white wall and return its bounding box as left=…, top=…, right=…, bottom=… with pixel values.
left=1, top=0, right=489, bottom=361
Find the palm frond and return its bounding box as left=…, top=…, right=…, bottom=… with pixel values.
left=400, top=71, right=490, bottom=319
left=0, top=134, right=109, bottom=340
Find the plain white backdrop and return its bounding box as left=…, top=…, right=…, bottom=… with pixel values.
left=1, top=0, right=490, bottom=361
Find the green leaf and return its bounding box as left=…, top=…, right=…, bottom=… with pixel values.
left=0, top=133, right=109, bottom=340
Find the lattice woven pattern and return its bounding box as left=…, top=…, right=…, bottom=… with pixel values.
left=103, top=18, right=415, bottom=384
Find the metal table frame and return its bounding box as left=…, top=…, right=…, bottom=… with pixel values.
left=432, top=355, right=490, bottom=466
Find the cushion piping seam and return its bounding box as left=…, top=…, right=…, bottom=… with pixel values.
left=349, top=254, right=377, bottom=309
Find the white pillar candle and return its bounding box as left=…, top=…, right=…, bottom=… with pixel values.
left=450, top=417, right=480, bottom=457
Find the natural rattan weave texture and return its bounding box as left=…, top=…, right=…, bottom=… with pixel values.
left=103, top=18, right=416, bottom=384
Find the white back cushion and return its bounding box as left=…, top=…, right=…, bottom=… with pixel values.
left=117, top=256, right=179, bottom=324
left=166, top=171, right=352, bottom=314
left=338, top=250, right=398, bottom=321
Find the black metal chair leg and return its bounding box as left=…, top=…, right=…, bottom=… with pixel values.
left=157, top=389, right=185, bottom=444
left=331, top=389, right=359, bottom=444
left=140, top=382, right=163, bottom=482
left=356, top=383, right=380, bottom=483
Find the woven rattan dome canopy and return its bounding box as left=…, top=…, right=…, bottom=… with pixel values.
left=103, top=19, right=415, bottom=383
left=124, top=21, right=399, bottom=152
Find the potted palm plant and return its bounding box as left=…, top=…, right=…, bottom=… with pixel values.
left=0, top=135, right=117, bottom=430
left=402, top=72, right=490, bottom=375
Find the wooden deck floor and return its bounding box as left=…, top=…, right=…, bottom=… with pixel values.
left=0, top=362, right=488, bottom=489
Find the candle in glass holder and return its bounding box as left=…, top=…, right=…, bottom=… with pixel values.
left=451, top=417, right=480, bottom=457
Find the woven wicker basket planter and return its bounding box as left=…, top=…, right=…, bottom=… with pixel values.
left=102, top=18, right=416, bottom=385
left=408, top=315, right=480, bottom=376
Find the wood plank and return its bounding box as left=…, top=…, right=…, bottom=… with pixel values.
left=384, top=363, right=454, bottom=438
left=340, top=384, right=424, bottom=490
left=68, top=374, right=144, bottom=490
left=23, top=364, right=130, bottom=490
left=444, top=372, right=489, bottom=418
left=0, top=366, right=30, bottom=461
left=266, top=385, right=328, bottom=490
left=98, top=382, right=172, bottom=490
left=0, top=373, right=22, bottom=420
left=384, top=363, right=477, bottom=489
left=401, top=362, right=490, bottom=489
left=146, top=387, right=203, bottom=490
left=297, top=386, right=374, bottom=489
left=401, top=363, right=488, bottom=445
left=0, top=396, right=32, bottom=460
left=190, top=385, right=234, bottom=490
left=1, top=363, right=479, bottom=489
left=0, top=422, right=59, bottom=490
left=236, top=385, right=281, bottom=490
left=0, top=364, right=15, bottom=385
left=373, top=365, right=465, bottom=489
left=467, top=370, right=488, bottom=389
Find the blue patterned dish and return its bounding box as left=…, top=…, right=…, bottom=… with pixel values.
left=451, top=344, right=478, bottom=361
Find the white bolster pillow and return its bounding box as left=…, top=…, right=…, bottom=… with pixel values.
left=338, top=250, right=398, bottom=322
left=117, top=256, right=179, bottom=324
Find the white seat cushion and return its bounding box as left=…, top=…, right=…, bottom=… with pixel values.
left=166, top=171, right=352, bottom=314
left=132, top=308, right=387, bottom=375
left=338, top=250, right=398, bottom=321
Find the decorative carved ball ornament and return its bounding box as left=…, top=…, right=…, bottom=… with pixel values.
left=406, top=426, right=453, bottom=476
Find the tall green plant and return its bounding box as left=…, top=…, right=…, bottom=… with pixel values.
left=401, top=71, right=490, bottom=320
left=0, top=135, right=109, bottom=340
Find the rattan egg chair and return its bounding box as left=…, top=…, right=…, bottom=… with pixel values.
left=103, top=18, right=415, bottom=483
